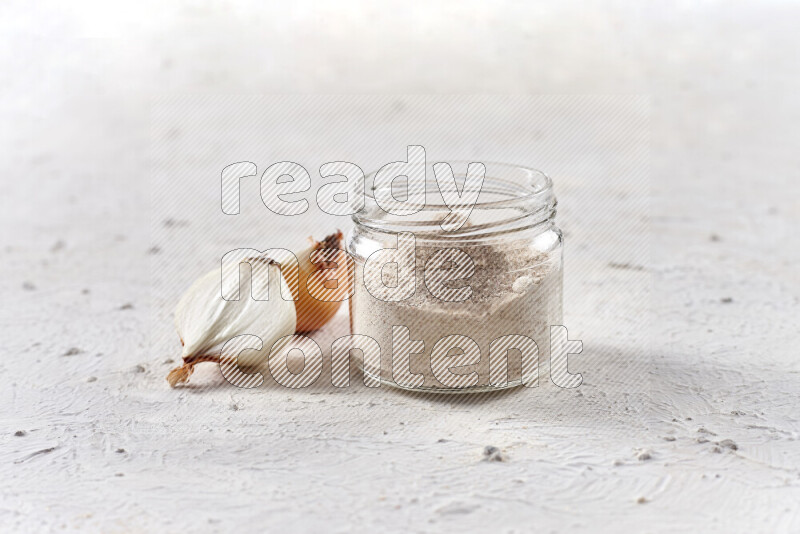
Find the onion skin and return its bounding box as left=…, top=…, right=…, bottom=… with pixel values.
left=288, top=231, right=350, bottom=333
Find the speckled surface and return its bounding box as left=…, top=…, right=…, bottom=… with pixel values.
left=2, top=2, right=799, bottom=532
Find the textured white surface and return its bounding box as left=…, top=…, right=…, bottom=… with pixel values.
left=2, top=1, right=800, bottom=533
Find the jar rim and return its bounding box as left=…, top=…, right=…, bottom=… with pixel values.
left=353, top=161, right=556, bottom=237
left=361, top=160, right=553, bottom=209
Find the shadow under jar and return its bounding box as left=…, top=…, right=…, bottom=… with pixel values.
left=346, top=162, right=562, bottom=393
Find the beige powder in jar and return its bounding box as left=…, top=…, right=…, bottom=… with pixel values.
left=350, top=237, right=562, bottom=392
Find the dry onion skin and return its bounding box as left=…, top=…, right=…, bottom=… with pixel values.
left=166, top=231, right=349, bottom=387
left=291, top=231, right=349, bottom=333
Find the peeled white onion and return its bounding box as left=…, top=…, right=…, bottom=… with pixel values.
left=167, top=257, right=296, bottom=387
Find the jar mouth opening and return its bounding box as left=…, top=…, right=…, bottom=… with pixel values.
left=354, top=161, right=556, bottom=236
left=362, top=161, right=553, bottom=209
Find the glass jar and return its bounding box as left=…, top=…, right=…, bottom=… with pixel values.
left=346, top=162, right=562, bottom=393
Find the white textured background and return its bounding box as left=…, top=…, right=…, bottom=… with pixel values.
left=2, top=1, right=799, bottom=533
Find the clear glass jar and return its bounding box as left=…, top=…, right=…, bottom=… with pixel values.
left=347, top=162, right=562, bottom=393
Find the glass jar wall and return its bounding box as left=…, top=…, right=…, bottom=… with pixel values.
left=347, top=162, right=562, bottom=393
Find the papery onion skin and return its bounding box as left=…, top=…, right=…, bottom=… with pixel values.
left=285, top=231, right=350, bottom=333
